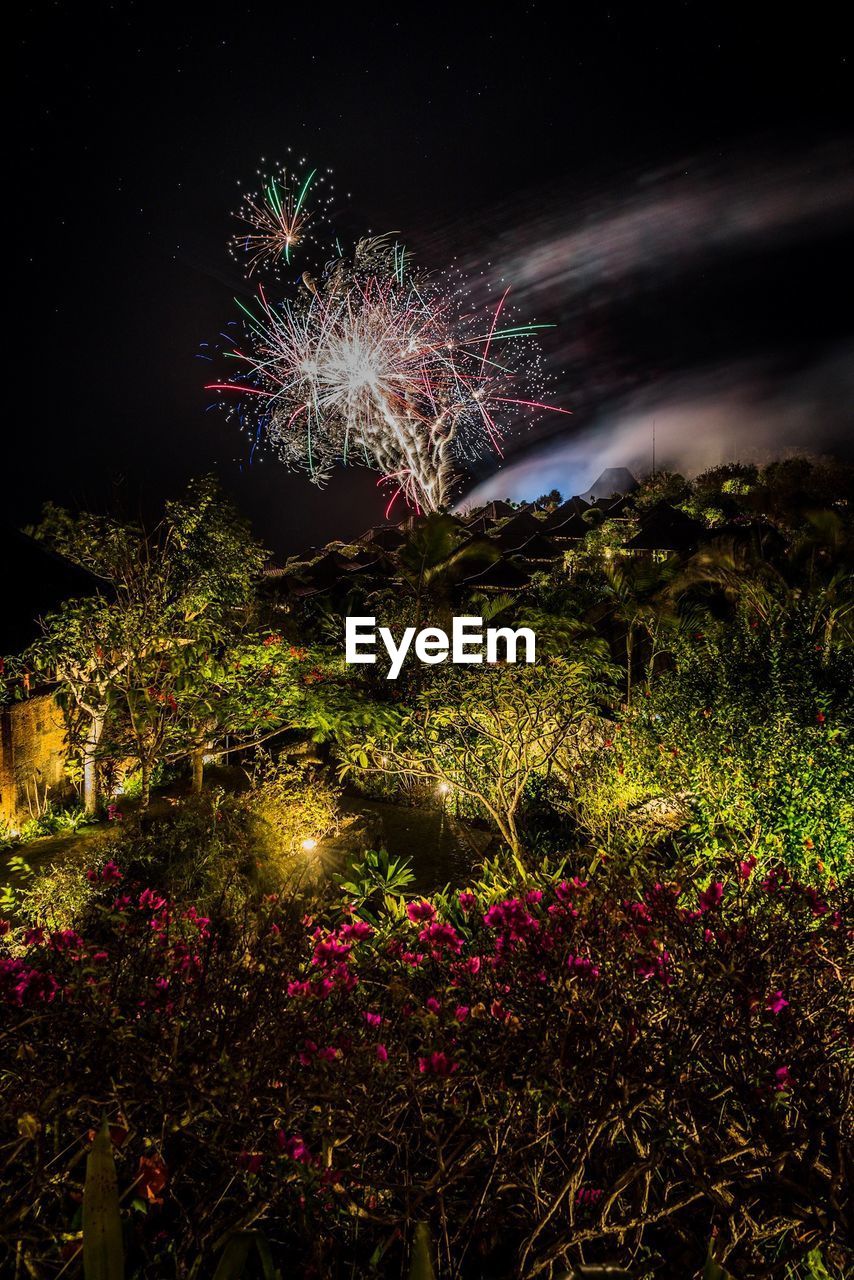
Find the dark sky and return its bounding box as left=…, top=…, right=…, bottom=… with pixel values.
left=12, top=2, right=853, bottom=553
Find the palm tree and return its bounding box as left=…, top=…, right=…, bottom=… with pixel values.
left=386, top=514, right=498, bottom=629
left=588, top=558, right=679, bottom=706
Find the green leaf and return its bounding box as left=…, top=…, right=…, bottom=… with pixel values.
left=408, top=1222, right=436, bottom=1280
left=211, top=1231, right=279, bottom=1280
left=82, top=1116, right=124, bottom=1280
left=211, top=1233, right=253, bottom=1280
left=704, top=1249, right=738, bottom=1280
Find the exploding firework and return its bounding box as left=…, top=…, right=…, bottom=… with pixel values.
left=212, top=172, right=568, bottom=511
left=231, top=159, right=333, bottom=275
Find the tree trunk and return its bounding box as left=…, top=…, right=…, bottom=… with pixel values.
left=140, top=759, right=151, bottom=810
left=191, top=748, right=205, bottom=794
left=82, top=713, right=105, bottom=817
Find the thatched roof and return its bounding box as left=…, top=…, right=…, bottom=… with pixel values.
left=513, top=533, right=562, bottom=561
left=579, top=468, right=639, bottom=504
left=463, top=558, right=531, bottom=591
left=545, top=496, right=590, bottom=527
left=359, top=524, right=405, bottom=551
left=549, top=513, right=589, bottom=541
left=624, top=502, right=703, bottom=552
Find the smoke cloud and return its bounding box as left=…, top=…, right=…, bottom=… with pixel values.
left=446, top=141, right=854, bottom=504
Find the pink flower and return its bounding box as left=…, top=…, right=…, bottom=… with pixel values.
left=739, top=855, right=757, bottom=880
left=418, top=921, right=463, bottom=957
left=525, top=889, right=543, bottom=904
left=101, top=860, right=122, bottom=883
left=567, top=954, right=601, bottom=980
left=774, top=1065, right=794, bottom=1091
left=636, top=948, right=672, bottom=985
left=425, top=997, right=441, bottom=1014
left=406, top=900, right=436, bottom=924
left=802, top=887, right=828, bottom=917
left=376, top=1043, right=388, bottom=1063
left=340, top=919, right=374, bottom=941
left=364, top=1010, right=382, bottom=1028
left=277, top=1132, right=313, bottom=1163
left=237, top=1151, right=264, bottom=1174
left=458, top=891, right=476, bottom=912
left=139, top=888, right=167, bottom=912
left=454, top=1004, right=470, bottom=1021
left=766, top=990, right=789, bottom=1015
left=182, top=906, right=210, bottom=935
left=697, top=881, right=724, bottom=913
left=312, top=936, right=352, bottom=964
left=418, top=1051, right=458, bottom=1077
left=23, top=928, right=45, bottom=947
left=483, top=898, right=539, bottom=942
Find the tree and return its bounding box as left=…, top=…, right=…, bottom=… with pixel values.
left=588, top=558, right=679, bottom=706
left=348, top=654, right=613, bottom=858
left=386, top=513, right=498, bottom=630
left=23, top=479, right=268, bottom=810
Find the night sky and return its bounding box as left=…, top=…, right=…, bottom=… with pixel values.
left=12, top=2, right=853, bottom=554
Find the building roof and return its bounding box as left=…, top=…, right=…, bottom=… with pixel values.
left=491, top=508, right=544, bottom=547
left=549, top=513, right=589, bottom=540
left=545, top=496, right=590, bottom=527
left=579, top=468, right=639, bottom=504
left=513, top=532, right=562, bottom=561
left=359, top=524, right=405, bottom=551
left=0, top=527, right=107, bottom=655
left=463, top=558, right=531, bottom=591
left=624, top=502, right=704, bottom=552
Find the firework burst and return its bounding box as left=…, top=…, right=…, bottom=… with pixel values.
left=212, top=172, right=568, bottom=511
left=231, top=158, right=333, bottom=275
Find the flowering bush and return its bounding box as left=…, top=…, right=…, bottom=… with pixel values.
left=0, top=858, right=850, bottom=1278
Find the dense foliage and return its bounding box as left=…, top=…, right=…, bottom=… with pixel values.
left=1, top=854, right=850, bottom=1278
left=2, top=455, right=851, bottom=1277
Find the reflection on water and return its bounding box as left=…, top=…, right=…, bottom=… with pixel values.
left=319, top=794, right=487, bottom=892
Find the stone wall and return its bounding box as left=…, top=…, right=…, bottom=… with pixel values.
left=0, top=693, right=69, bottom=831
